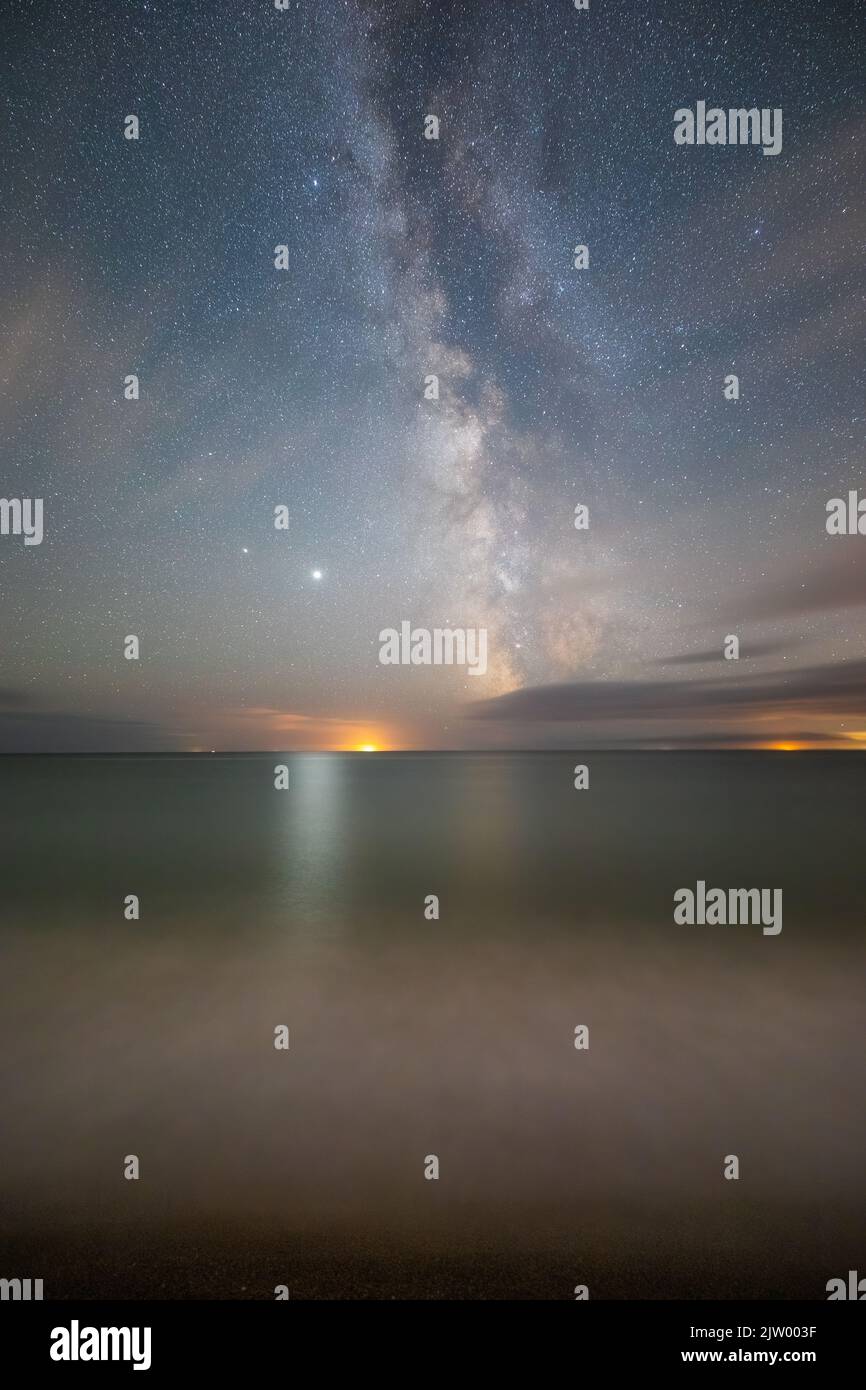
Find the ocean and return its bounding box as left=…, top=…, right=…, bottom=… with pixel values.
left=1, top=752, right=864, bottom=1298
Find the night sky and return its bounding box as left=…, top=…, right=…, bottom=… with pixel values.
left=2, top=0, right=864, bottom=751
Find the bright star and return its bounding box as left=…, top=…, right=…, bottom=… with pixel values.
left=312, top=569, right=323, bottom=580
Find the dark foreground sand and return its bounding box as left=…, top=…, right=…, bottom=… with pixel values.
left=3, top=1201, right=850, bottom=1299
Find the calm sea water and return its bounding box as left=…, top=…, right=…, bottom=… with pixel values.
left=1, top=752, right=864, bottom=1298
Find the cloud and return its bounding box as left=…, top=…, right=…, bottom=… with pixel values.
left=573, top=730, right=859, bottom=749
left=654, top=639, right=798, bottom=665
left=467, top=658, right=866, bottom=725
left=0, top=710, right=174, bottom=754
left=0, top=688, right=32, bottom=710
left=721, top=547, right=866, bottom=622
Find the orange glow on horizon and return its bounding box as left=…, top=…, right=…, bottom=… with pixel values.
left=208, top=707, right=401, bottom=751
left=765, top=736, right=866, bottom=750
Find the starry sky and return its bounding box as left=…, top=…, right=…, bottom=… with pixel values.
left=1, top=0, right=865, bottom=752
